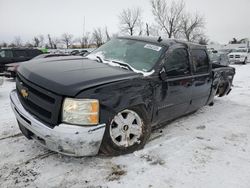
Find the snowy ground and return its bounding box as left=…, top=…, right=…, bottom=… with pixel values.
left=1, top=64, right=250, bottom=188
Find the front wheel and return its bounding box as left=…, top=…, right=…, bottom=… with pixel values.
left=100, top=107, right=151, bottom=156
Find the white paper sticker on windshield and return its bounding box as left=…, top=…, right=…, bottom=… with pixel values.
left=144, top=44, right=162, bottom=51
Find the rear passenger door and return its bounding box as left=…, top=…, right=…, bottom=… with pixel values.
left=188, top=49, right=212, bottom=112
left=157, top=46, right=193, bottom=123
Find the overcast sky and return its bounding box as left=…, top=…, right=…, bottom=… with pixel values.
left=0, top=0, right=249, bottom=44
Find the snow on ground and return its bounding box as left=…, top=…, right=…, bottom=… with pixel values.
left=1, top=64, right=250, bottom=188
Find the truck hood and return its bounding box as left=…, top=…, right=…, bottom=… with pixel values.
left=18, top=57, right=141, bottom=96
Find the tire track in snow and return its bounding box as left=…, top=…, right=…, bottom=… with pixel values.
left=0, top=132, right=22, bottom=141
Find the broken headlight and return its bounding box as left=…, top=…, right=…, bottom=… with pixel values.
left=62, top=98, right=99, bottom=125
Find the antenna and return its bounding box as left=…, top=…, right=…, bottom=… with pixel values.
left=83, top=16, right=85, bottom=37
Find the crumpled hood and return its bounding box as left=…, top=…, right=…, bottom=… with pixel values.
left=18, top=57, right=140, bottom=96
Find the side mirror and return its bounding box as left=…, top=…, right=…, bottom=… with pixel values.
left=159, top=67, right=167, bottom=80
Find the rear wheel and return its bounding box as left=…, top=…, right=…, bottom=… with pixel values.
left=217, top=81, right=230, bottom=97
left=100, top=107, right=151, bottom=156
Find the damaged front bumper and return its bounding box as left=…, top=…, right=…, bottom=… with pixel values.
left=10, top=90, right=106, bottom=157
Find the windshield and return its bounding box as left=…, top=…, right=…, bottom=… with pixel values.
left=232, top=49, right=247, bottom=53
left=88, top=38, right=163, bottom=72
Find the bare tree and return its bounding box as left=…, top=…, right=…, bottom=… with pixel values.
left=33, top=35, right=44, bottom=47
left=77, top=32, right=91, bottom=48
left=151, top=0, right=185, bottom=38
left=92, top=28, right=104, bottom=47
left=47, top=34, right=54, bottom=49
left=61, top=33, right=73, bottom=49
left=105, top=27, right=111, bottom=42
left=146, top=23, right=150, bottom=36
left=119, top=8, right=142, bottom=36
left=33, top=37, right=40, bottom=47
left=13, top=36, right=22, bottom=47
left=38, top=35, right=44, bottom=47
left=144, top=23, right=160, bottom=36
left=229, top=38, right=248, bottom=44
left=47, top=34, right=60, bottom=49
left=53, top=38, right=61, bottom=49
left=82, top=32, right=91, bottom=48
left=180, top=12, right=205, bottom=42
left=198, top=36, right=209, bottom=45
left=0, top=42, right=8, bottom=48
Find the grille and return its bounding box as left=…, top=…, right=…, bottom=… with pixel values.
left=235, top=55, right=240, bottom=58
left=16, top=74, right=62, bottom=127
left=229, top=55, right=234, bottom=58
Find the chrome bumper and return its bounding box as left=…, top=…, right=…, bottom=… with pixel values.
left=10, top=90, right=106, bottom=156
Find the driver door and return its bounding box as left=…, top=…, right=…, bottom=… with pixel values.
left=157, top=46, right=193, bottom=123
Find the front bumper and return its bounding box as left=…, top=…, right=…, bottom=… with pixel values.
left=10, top=90, right=106, bottom=156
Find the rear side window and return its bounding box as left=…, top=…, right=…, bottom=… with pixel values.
left=164, top=48, right=190, bottom=77
left=191, top=49, right=209, bottom=74
left=13, top=50, right=27, bottom=58
left=0, top=50, right=13, bottom=58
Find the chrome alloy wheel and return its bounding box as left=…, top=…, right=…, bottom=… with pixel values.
left=109, top=109, right=143, bottom=147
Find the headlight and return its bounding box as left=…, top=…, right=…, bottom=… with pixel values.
left=62, top=98, right=99, bottom=125
left=240, top=55, right=245, bottom=58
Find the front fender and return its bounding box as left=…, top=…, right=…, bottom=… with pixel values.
left=76, top=78, right=154, bottom=124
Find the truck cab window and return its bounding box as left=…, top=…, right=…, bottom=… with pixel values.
left=14, top=50, right=27, bottom=58
left=0, top=50, right=13, bottom=58
left=191, top=49, right=209, bottom=74
left=164, top=48, right=190, bottom=77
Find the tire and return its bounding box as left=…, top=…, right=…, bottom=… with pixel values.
left=100, top=106, right=151, bottom=156
left=217, top=81, right=230, bottom=97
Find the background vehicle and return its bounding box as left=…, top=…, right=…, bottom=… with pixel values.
left=228, top=48, right=250, bottom=64
left=0, top=48, right=43, bottom=73
left=208, top=50, right=230, bottom=66
left=10, top=37, right=235, bottom=157
left=4, top=53, right=70, bottom=78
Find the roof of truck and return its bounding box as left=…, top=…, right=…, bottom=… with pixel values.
left=118, top=36, right=206, bottom=50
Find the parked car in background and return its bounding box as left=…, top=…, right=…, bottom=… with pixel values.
left=10, top=36, right=235, bottom=156
left=4, top=53, right=70, bottom=78
left=208, top=51, right=230, bottom=66
left=70, top=49, right=89, bottom=56
left=228, top=48, right=250, bottom=64
left=79, top=50, right=89, bottom=56
left=70, top=50, right=80, bottom=55
left=0, top=48, right=43, bottom=74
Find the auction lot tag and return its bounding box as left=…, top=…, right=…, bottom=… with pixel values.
left=144, top=44, right=162, bottom=51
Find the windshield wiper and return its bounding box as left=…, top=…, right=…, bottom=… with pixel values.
left=96, top=56, right=104, bottom=63
left=110, top=60, right=134, bottom=71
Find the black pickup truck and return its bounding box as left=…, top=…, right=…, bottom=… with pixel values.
left=0, top=48, right=43, bottom=74
left=10, top=37, right=235, bottom=156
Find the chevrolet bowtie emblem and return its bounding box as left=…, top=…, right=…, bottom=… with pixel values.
left=20, top=89, right=29, bottom=98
